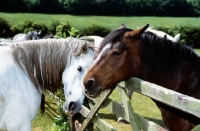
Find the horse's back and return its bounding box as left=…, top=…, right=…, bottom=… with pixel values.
left=88, top=36, right=103, bottom=48
left=146, top=28, right=180, bottom=42
left=13, top=34, right=26, bottom=42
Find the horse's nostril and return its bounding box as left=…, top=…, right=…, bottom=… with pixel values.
left=85, top=79, right=95, bottom=90
left=68, top=101, right=76, bottom=111
left=85, top=89, right=88, bottom=94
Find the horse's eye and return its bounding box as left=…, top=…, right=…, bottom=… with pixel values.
left=112, top=51, right=120, bottom=56
left=77, top=66, right=82, bottom=72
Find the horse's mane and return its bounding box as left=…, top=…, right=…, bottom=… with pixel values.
left=141, top=31, right=200, bottom=82
left=11, top=38, right=94, bottom=93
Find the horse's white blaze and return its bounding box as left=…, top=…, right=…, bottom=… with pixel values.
left=93, top=43, right=111, bottom=64
left=81, top=42, right=110, bottom=94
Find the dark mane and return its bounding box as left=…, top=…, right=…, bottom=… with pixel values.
left=11, top=38, right=93, bottom=93
left=100, top=28, right=132, bottom=51
left=141, top=31, right=200, bottom=88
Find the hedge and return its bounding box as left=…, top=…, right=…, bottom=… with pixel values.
left=0, top=18, right=200, bottom=48
left=155, top=25, right=200, bottom=48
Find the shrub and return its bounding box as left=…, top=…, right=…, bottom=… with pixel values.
left=10, top=25, right=21, bottom=36
left=17, top=19, right=49, bottom=37
left=155, top=25, right=200, bottom=48
left=49, top=21, right=60, bottom=35
left=179, top=25, right=200, bottom=48
left=55, top=22, right=72, bottom=37
left=1, top=18, right=199, bottom=49
left=79, top=25, right=111, bottom=37
left=0, top=18, right=12, bottom=38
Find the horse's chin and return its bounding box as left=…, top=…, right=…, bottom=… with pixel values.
left=85, top=92, right=100, bottom=98
left=65, top=110, right=75, bottom=116
left=84, top=87, right=102, bottom=98
left=64, top=105, right=81, bottom=116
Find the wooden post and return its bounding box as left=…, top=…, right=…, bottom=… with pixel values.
left=78, top=89, right=114, bottom=131
left=40, top=93, right=45, bottom=113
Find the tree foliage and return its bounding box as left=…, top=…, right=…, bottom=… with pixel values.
left=0, top=0, right=199, bottom=16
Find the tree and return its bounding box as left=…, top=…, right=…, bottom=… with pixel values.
left=0, top=0, right=28, bottom=12
left=34, top=0, right=63, bottom=13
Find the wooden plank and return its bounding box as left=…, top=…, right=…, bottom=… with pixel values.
left=102, top=97, right=166, bottom=131
left=78, top=88, right=114, bottom=131
left=100, top=97, right=129, bottom=122
left=118, top=77, right=200, bottom=118
left=118, top=86, right=140, bottom=131
left=87, top=99, right=117, bottom=131
left=79, top=105, right=117, bottom=131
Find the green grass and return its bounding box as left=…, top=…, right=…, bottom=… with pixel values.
left=98, top=89, right=165, bottom=131
left=0, top=12, right=200, bottom=31
left=31, top=98, right=58, bottom=131
left=194, top=49, right=200, bottom=54
left=32, top=112, right=53, bottom=131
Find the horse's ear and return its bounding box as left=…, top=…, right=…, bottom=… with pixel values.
left=174, top=34, right=180, bottom=42
left=138, top=24, right=149, bottom=36
left=38, top=31, right=41, bottom=35
left=130, top=24, right=149, bottom=39
left=163, top=34, right=167, bottom=39
left=118, top=24, right=126, bottom=29
left=74, top=42, right=88, bottom=56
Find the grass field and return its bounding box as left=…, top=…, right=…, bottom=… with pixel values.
left=0, top=12, right=200, bottom=31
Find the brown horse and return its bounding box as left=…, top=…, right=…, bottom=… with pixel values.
left=82, top=24, right=200, bottom=131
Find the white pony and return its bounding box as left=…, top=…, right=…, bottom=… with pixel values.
left=0, top=39, right=12, bottom=46
left=0, top=38, right=95, bottom=131
left=87, top=36, right=104, bottom=48
left=146, top=28, right=180, bottom=42
left=13, top=31, right=41, bottom=42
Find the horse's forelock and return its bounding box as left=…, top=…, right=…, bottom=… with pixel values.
left=100, top=28, right=132, bottom=51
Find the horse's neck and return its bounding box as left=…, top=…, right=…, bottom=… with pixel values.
left=138, top=44, right=200, bottom=94
left=25, top=34, right=32, bottom=40
left=137, top=40, right=179, bottom=87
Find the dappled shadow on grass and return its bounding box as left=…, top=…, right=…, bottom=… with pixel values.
left=98, top=112, right=167, bottom=129
left=39, top=97, right=59, bottom=120
left=45, top=102, right=58, bottom=119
